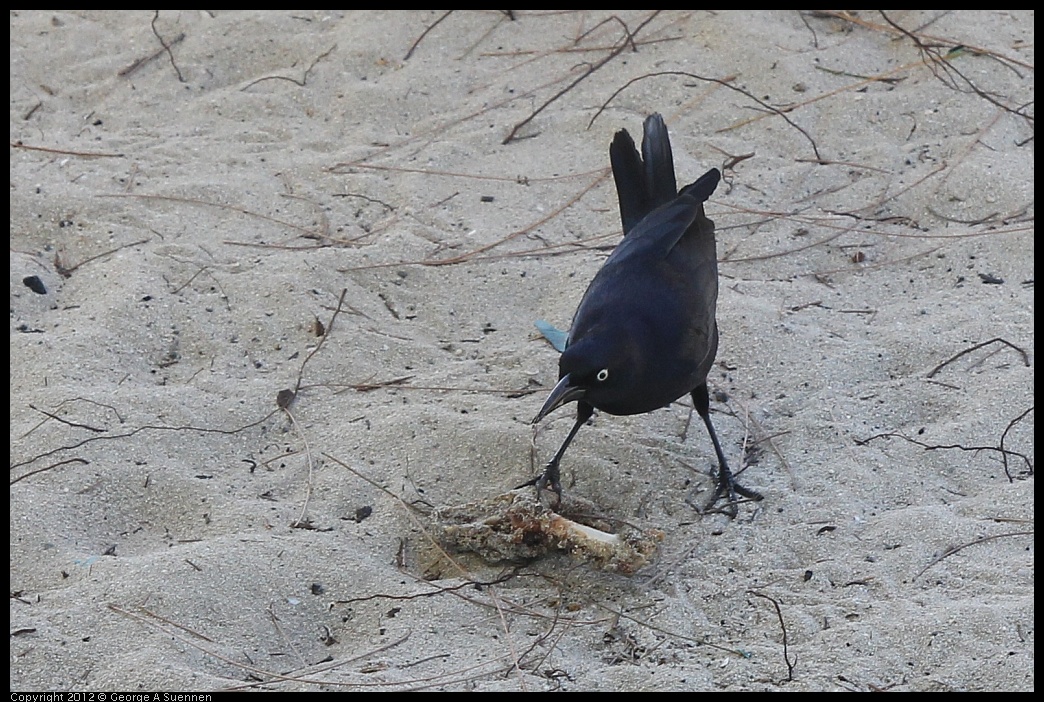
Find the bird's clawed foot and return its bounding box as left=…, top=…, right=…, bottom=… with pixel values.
left=689, top=464, right=763, bottom=518
left=517, top=460, right=563, bottom=506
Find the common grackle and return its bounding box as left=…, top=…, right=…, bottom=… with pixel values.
left=526, top=113, right=762, bottom=516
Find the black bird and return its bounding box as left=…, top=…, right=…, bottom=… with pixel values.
left=526, top=113, right=762, bottom=515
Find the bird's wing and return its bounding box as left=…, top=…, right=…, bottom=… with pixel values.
left=679, top=167, right=721, bottom=204
left=604, top=187, right=714, bottom=265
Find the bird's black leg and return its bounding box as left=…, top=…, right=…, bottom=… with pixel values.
left=520, top=402, right=594, bottom=504
left=691, top=384, right=763, bottom=516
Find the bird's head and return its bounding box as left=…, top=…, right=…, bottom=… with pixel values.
left=532, top=335, right=638, bottom=423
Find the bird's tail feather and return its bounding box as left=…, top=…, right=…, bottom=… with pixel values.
left=609, top=128, right=646, bottom=236
left=609, top=113, right=680, bottom=237
left=640, top=113, right=678, bottom=208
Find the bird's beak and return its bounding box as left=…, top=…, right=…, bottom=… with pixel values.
left=532, top=373, right=586, bottom=424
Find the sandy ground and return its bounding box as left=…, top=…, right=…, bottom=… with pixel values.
left=9, top=11, right=1034, bottom=692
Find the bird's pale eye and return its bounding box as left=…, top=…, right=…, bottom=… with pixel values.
left=596, top=368, right=609, bottom=382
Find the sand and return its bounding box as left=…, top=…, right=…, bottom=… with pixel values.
left=10, top=10, right=1033, bottom=691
